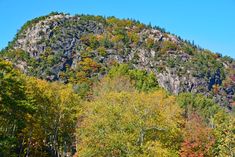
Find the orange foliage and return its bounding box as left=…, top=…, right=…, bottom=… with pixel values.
left=180, top=113, right=215, bottom=157
left=212, top=84, right=220, bottom=94
left=78, top=58, right=101, bottom=73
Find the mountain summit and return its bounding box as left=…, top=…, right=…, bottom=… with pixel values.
left=2, top=12, right=235, bottom=110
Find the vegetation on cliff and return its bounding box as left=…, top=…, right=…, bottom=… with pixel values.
left=0, top=13, right=234, bottom=156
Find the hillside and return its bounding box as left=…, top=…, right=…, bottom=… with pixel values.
left=0, top=12, right=235, bottom=157
left=2, top=12, right=234, bottom=110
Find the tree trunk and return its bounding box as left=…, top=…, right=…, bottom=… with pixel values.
left=18, top=136, right=25, bottom=157
left=26, top=130, right=33, bottom=157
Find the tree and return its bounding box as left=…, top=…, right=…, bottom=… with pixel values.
left=108, top=64, right=158, bottom=91
left=22, top=78, right=81, bottom=156
left=0, top=59, right=35, bottom=156
left=212, top=111, right=235, bottom=157
left=177, top=93, right=221, bottom=124
left=177, top=93, right=235, bottom=157
left=92, top=75, right=135, bottom=98
left=0, top=58, right=81, bottom=156
left=180, top=113, right=215, bottom=157
left=76, top=78, right=183, bottom=156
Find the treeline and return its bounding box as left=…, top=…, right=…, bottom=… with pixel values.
left=0, top=60, right=234, bottom=156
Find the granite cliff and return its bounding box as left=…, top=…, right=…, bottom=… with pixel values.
left=2, top=12, right=235, bottom=110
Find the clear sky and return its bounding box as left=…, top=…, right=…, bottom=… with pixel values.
left=0, top=0, right=235, bottom=58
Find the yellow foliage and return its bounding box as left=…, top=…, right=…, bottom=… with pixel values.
left=23, top=77, right=81, bottom=155
left=76, top=89, right=183, bottom=156
left=78, top=57, right=101, bottom=72
left=146, top=38, right=154, bottom=49
left=127, top=32, right=140, bottom=45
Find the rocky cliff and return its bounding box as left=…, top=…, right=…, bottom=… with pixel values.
left=2, top=12, right=235, bottom=110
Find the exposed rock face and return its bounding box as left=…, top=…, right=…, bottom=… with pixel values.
left=157, top=68, right=182, bottom=94
left=3, top=13, right=235, bottom=110
left=14, top=14, right=104, bottom=59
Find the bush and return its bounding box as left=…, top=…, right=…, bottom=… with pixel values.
left=160, top=41, right=178, bottom=53
left=97, top=46, right=107, bottom=57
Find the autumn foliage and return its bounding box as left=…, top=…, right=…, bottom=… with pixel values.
left=0, top=59, right=234, bottom=157
left=180, top=113, right=215, bottom=157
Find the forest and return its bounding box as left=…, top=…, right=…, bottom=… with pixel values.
left=0, top=59, right=234, bottom=157
left=0, top=12, right=235, bottom=157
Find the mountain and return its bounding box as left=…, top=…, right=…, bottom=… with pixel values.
left=1, top=12, right=235, bottom=110
left=1, top=12, right=235, bottom=157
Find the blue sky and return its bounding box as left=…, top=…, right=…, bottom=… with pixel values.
left=0, top=0, right=235, bottom=58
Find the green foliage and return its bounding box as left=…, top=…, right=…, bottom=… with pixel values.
left=97, top=46, right=107, bottom=56
left=3, top=49, right=30, bottom=62
left=160, top=40, right=178, bottom=53
left=212, top=111, right=235, bottom=156
left=80, top=34, right=100, bottom=49
left=108, top=64, right=130, bottom=77
left=74, top=82, right=91, bottom=98
left=177, top=93, right=221, bottom=122
left=182, top=44, right=194, bottom=55
left=128, top=69, right=158, bottom=91
left=0, top=59, right=35, bottom=156
left=0, top=59, right=81, bottom=156
left=78, top=14, right=107, bottom=25
left=108, top=64, right=158, bottom=91
left=191, top=50, right=225, bottom=78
